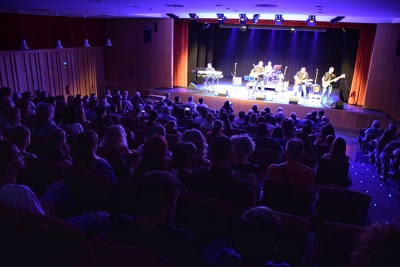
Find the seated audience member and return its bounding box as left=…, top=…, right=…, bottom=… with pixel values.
left=239, top=115, right=250, bottom=130
left=42, top=128, right=73, bottom=172
left=129, top=135, right=170, bottom=180
left=351, top=220, right=400, bottom=267
left=16, top=98, right=35, bottom=126
left=323, top=137, right=349, bottom=161
left=93, top=105, right=113, bottom=127
left=45, top=96, right=56, bottom=108
left=222, top=101, right=234, bottom=114
left=199, top=113, right=214, bottom=131
left=170, top=142, right=197, bottom=191
left=210, top=206, right=289, bottom=267
left=53, top=99, right=67, bottom=125
left=0, top=96, right=16, bottom=128
left=206, top=120, right=225, bottom=143
left=229, top=114, right=239, bottom=128
left=316, top=116, right=330, bottom=129
left=173, top=95, right=183, bottom=108
left=295, top=131, right=317, bottom=167
left=233, top=111, right=245, bottom=125
left=290, top=112, right=301, bottom=127
left=310, top=110, right=318, bottom=124
left=31, top=103, right=59, bottom=137
left=132, top=92, right=145, bottom=106
left=369, top=130, right=394, bottom=166
left=264, top=114, right=275, bottom=132
left=230, top=134, right=258, bottom=174
left=104, top=89, right=112, bottom=100
left=10, top=126, right=37, bottom=159
left=60, top=104, right=84, bottom=135
left=281, top=119, right=294, bottom=139
left=317, top=110, right=324, bottom=123
left=144, top=110, right=160, bottom=128
left=249, top=114, right=258, bottom=125
left=35, top=91, right=48, bottom=107
left=325, top=134, right=335, bottom=145
left=270, top=117, right=277, bottom=127
left=197, top=97, right=208, bottom=109
left=159, top=106, right=178, bottom=122
left=164, top=121, right=180, bottom=135
left=275, top=107, right=285, bottom=119
left=315, top=123, right=336, bottom=145
left=182, top=129, right=211, bottom=168
left=253, top=123, right=283, bottom=155
left=271, top=126, right=289, bottom=149
left=99, top=124, right=132, bottom=157
left=109, top=171, right=206, bottom=267
left=163, top=93, right=174, bottom=106
left=300, top=113, right=315, bottom=129
left=85, top=99, right=98, bottom=121
left=136, top=125, right=170, bottom=156
left=252, top=104, right=260, bottom=114
left=66, top=95, right=74, bottom=105
left=188, top=136, right=253, bottom=216
left=302, top=124, right=313, bottom=135
left=267, top=138, right=314, bottom=190
left=21, top=91, right=36, bottom=114
left=185, top=96, right=197, bottom=111
left=193, top=109, right=207, bottom=124
left=71, top=131, right=116, bottom=187
left=389, top=123, right=398, bottom=138
left=220, top=113, right=233, bottom=133
left=3, top=107, right=21, bottom=130
left=108, top=104, right=121, bottom=118
left=264, top=106, right=272, bottom=115
left=364, top=120, right=381, bottom=136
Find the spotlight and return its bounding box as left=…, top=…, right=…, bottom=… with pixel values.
left=189, top=13, right=199, bottom=22
left=216, top=13, right=227, bottom=24
left=252, top=14, right=260, bottom=24
left=289, top=27, right=296, bottom=33
left=330, top=16, right=345, bottom=25
left=306, top=15, right=316, bottom=26
left=274, top=14, right=284, bottom=25
left=239, top=14, right=248, bottom=26
left=202, top=22, right=210, bottom=29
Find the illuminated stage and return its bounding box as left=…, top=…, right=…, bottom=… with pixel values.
left=150, top=79, right=390, bottom=131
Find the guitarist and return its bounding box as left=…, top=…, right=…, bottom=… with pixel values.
left=321, top=66, right=336, bottom=105
left=293, top=67, right=309, bottom=98
left=250, top=61, right=265, bottom=99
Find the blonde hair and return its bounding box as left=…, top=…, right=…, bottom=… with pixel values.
left=100, top=125, right=128, bottom=149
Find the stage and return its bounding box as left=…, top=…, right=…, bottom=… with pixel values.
left=150, top=78, right=391, bottom=131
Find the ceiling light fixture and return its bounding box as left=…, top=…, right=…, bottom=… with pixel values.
left=306, top=15, right=316, bottom=26
left=330, top=16, right=345, bottom=25
left=274, top=14, right=284, bottom=25
left=189, top=13, right=199, bottom=22
left=252, top=14, right=260, bottom=24
left=239, top=14, right=248, bottom=26
left=216, top=13, right=227, bottom=24
left=289, top=27, right=296, bottom=33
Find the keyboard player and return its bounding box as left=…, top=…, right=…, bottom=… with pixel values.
left=204, top=63, right=215, bottom=84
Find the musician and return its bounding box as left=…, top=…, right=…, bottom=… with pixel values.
left=293, top=67, right=309, bottom=98
left=204, top=63, right=215, bottom=84
left=321, top=67, right=336, bottom=105
left=265, top=61, right=273, bottom=74
left=250, top=61, right=265, bottom=98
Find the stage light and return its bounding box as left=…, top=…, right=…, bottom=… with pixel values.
left=330, top=16, right=345, bottom=25
left=203, top=22, right=210, bottom=29
left=240, top=24, right=247, bottom=31
left=274, top=14, right=284, bottom=25
left=252, top=14, right=260, bottom=24
left=189, top=13, right=199, bottom=22
left=239, top=14, right=248, bottom=26
left=306, top=15, right=316, bottom=26
left=289, top=27, right=296, bottom=33
left=217, top=13, right=227, bottom=24
left=166, top=13, right=179, bottom=20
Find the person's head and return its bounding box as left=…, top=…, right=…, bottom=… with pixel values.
left=0, top=140, right=26, bottom=183
left=72, top=130, right=99, bottom=168
left=258, top=61, right=263, bottom=67
left=232, top=206, right=282, bottom=265
left=329, top=137, right=347, bottom=159
left=10, top=126, right=30, bottom=151
left=109, top=104, right=117, bottom=113
left=0, top=87, right=12, bottom=98
left=205, top=113, right=214, bottom=123
left=290, top=112, right=297, bottom=121
left=326, top=135, right=335, bottom=145
left=321, top=116, right=330, bottom=124
left=181, top=129, right=208, bottom=161
left=351, top=221, right=400, bottom=267
left=67, top=95, right=74, bottom=105
left=207, top=63, right=212, bottom=68
left=267, top=61, right=272, bottom=66
left=372, top=120, right=381, bottom=129
left=250, top=114, right=258, bottom=124
left=295, top=131, right=312, bottom=153
left=174, top=96, right=180, bottom=102
left=148, top=110, right=158, bottom=122
left=4, top=107, right=21, bottom=126
left=252, top=104, right=258, bottom=112
left=95, top=105, right=107, bottom=119
left=100, top=125, right=128, bottom=149
left=188, top=96, right=193, bottom=102
left=55, top=99, right=67, bottom=112
left=238, top=111, right=245, bottom=119
left=34, top=103, right=55, bottom=128
left=311, top=110, right=317, bottom=119
left=243, top=114, right=250, bottom=124
left=379, top=129, right=394, bottom=143
left=306, top=113, right=312, bottom=120
left=301, top=67, right=306, bottom=73
left=0, top=96, right=15, bottom=115
left=256, top=116, right=266, bottom=124
left=42, top=128, right=69, bottom=161
left=230, top=134, right=255, bottom=161
left=39, top=91, right=48, bottom=101
left=161, top=106, right=170, bottom=115
left=264, top=106, right=271, bottom=114
left=271, top=126, right=284, bottom=138
left=105, top=89, right=110, bottom=96
left=211, top=120, right=224, bottom=135
left=320, top=123, right=335, bottom=139
left=229, top=114, right=235, bottom=123
left=302, top=124, right=313, bottom=135
left=220, top=113, right=231, bottom=127
left=256, top=122, right=269, bottom=137
left=248, top=110, right=254, bottom=116
left=223, top=101, right=231, bottom=109
left=199, top=97, right=204, bottom=104
left=135, top=171, right=180, bottom=223
left=147, top=125, right=166, bottom=140
left=264, top=113, right=272, bottom=123
left=285, top=138, right=304, bottom=161
left=209, top=136, right=233, bottom=165
left=328, top=66, right=334, bottom=74
left=270, top=116, right=276, bottom=126
left=172, top=142, right=197, bottom=170
left=21, top=91, right=32, bottom=100
left=318, top=110, right=325, bottom=118
left=45, top=96, right=56, bottom=107
left=61, top=104, right=79, bottom=126
left=389, top=124, right=398, bottom=135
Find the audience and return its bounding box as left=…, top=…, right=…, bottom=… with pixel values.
left=59, top=104, right=84, bottom=135
left=3, top=106, right=21, bottom=130
left=199, top=113, right=214, bottom=131
left=99, top=124, right=132, bottom=157
left=182, top=129, right=211, bottom=168
left=42, top=128, right=73, bottom=171
left=10, top=125, right=37, bottom=159
left=197, top=97, right=208, bottom=109
left=185, top=96, right=197, bottom=111
left=323, top=137, right=349, bottom=161
left=31, top=103, right=59, bottom=136
left=253, top=123, right=283, bottom=156
left=364, top=120, right=381, bottom=136
left=93, top=105, right=113, bottom=126
left=170, top=141, right=197, bottom=190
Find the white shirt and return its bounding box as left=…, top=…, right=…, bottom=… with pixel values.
left=0, top=183, right=44, bottom=214
left=185, top=101, right=197, bottom=111
left=197, top=103, right=208, bottom=109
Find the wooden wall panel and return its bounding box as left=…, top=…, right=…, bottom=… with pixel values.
left=0, top=47, right=104, bottom=98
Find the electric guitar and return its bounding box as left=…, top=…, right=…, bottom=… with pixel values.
left=322, top=74, right=346, bottom=88
left=294, top=76, right=313, bottom=85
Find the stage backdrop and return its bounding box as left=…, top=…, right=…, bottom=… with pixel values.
left=188, top=23, right=359, bottom=102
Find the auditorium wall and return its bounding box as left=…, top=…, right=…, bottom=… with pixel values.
left=0, top=47, right=104, bottom=97
left=364, top=24, right=400, bottom=121
left=103, top=18, right=174, bottom=95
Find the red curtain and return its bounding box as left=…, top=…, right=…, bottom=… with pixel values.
left=173, top=20, right=189, bottom=87
left=348, top=27, right=376, bottom=105
left=0, top=12, right=104, bottom=50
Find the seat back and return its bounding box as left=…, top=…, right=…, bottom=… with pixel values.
left=262, top=179, right=312, bottom=218
left=116, top=178, right=137, bottom=215
left=314, top=187, right=371, bottom=235
left=174, top=192, right=233, bottom=246
left=316, top=144, right=331, bottom=158
left=273, top=212, right=309, bottom=267
left=121, top=117, right=136, bottom=131
left=299, top=155, right=317, bottom=170
left=64, top=168, right=115, bottom=213
left=229, top=128, right=247, bottom=137
left=248, top=148, right=281, bottom=172
left=106, top=115, right=121, bottom=125
left=88, top=123, right=108, bottom=139
left=315, top=158, right=350, bottom=187
left=18, top=210, right=95, bottom=267
left=314, top=222, right=365, bottom=267
left=96, top=147, right=127, bottom=178
left=89, top=237, right=176, bottom=267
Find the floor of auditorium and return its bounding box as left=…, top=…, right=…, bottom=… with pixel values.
left=338, top=130, right=400, bottom=224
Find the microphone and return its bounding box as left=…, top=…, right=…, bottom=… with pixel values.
left=235, top=62, right=237, bottom=65
left=253, top=64, right=256, bottom=67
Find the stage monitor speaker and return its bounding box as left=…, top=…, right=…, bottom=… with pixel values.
left=334, top=101, right=344, bottom=109
left=144, top=28, right=152, bottom=43
left=255, top=91, right=265, bottom=100
left=188, top=82, right=197, bottom=90
left=289, top=96, right=299, bottom=105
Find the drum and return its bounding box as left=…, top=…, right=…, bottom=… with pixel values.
left=312, top=84, right=321, bottom=93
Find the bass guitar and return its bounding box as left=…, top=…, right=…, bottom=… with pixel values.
left=322, top=74, right=346, bottom=88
